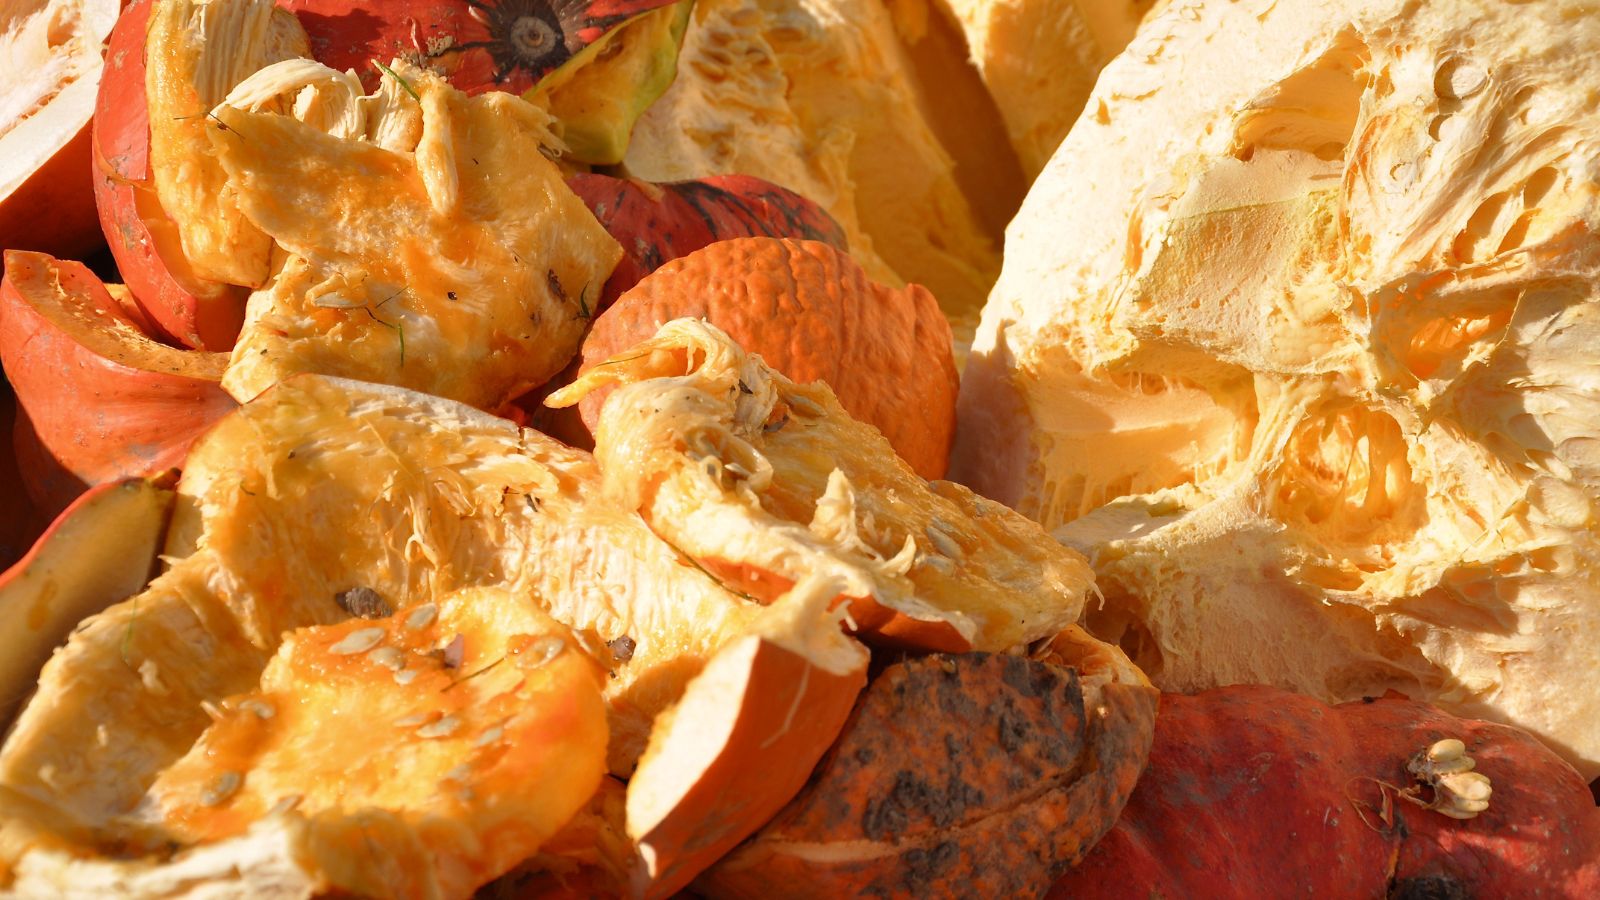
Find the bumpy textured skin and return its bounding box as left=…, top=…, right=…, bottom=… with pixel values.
left=553, top=319, right=1093, bottom=653
left=929, top=0, right=1161, bottom=179
left=568, top=174, right=850, bottom=310
left=699, top=637, right=1156, bottom=899
left=622, top=0, right=1002, bottom=350
left=1052, top=686, right=1600, bottom=898
left=576, top=238, right=956, bottom=479
left=0, top=251, right=233, bottom=516
left=955, top=0, right=1600, bottom=776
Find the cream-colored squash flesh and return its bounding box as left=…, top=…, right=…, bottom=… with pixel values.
left=955, top=0, right=1600, bottom=775
left=622, top=0, right=1002, bottom=349
left=926, top=0, right=1164, bottom=180
left=215, top=65, right=621, bottom=409
left=0, top=476, right=173, bottom=731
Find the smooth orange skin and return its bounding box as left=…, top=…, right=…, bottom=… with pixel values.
left=1050, top=686, right=1600, bottom=898
left=577, top=238, right=959, bottom=479
left=0, top=251, right=234, bottom=517
left=630, top=635, right=868, bottom=899
left=92, top=0, right=246, bottom=350
left=0, top=125, right=104, bottom=264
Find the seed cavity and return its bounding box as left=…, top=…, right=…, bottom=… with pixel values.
left=330, top=627, right=386, bottom=656
left=520, top=634, right=566, bottom=668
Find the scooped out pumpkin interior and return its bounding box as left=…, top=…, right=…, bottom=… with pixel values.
left=550, top=318, right=1093, bottom=653
left=210, top=60, right=620, bottom=408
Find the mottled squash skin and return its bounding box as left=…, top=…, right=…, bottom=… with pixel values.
left=568, top=173, right=850, bottom=310
left=700, top=651, right=1156, bottom=899
left=1051, top=686, right=1600, bottom=899
left=576, top=237, right=957, bottom=478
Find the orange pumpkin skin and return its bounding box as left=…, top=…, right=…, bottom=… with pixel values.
left=93, top=0, right=679, bottom=350
left=1050, top=686, right=1600, bottom=898
left=568, top=174, right=850, bottom=312
left=577, top=238, right=958, bottom=479
left=92, top=0, right=246, bottom=351
left=0, top=251, right=234, bottom=518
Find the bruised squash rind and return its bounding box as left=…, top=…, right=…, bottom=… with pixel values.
left=699, top=628, right=1157, bottom=898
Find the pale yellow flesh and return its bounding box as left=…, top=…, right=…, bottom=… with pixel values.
left=0, top=479, right=172, bottom=731
left=0, top=0, right=114, bottom=198
left=955, top=0, right=1600, bottom=776
left=621, top=0, right=1001, bottom=354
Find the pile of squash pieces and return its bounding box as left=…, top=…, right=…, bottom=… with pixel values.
left=0, top=0, right=1597, bottom=896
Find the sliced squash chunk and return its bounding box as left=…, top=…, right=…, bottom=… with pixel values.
left=551, top=319, right=1093, bottom=652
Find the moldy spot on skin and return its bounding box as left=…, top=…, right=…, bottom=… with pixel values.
left=1388, top=874, right=1469, bottom=900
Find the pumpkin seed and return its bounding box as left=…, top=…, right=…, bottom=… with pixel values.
left=329, top=627, right=386, bottom=655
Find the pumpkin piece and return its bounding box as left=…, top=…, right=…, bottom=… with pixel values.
left=0, top=474, right=174, bottom=732
left=575, top=238, right=954, bottom=478
left=212, top=64, right=621, bottom=408
left=953, top=0, right=1600, bottom=777
left=144, top=0, right=310, bottom=290
left=0, top=250, right=235, bottom=517
left=622, top=0, right=1002, bottom=352
left=626, top=573, right=868, bottom=898
left=1051, top=685, right=1600, bottom=898
left=147, top=586, right=609, bottom=899
left=93, top=0, right=249, bottom=351
left=921, top=0, right=1164, bottom=179
left=568, top=176, right=851, bottom=313
left=699, top=626, right=1157, bottom=898
left=0, top=373, right=865, bottom=896
left=550, top=318, right=1091, bottom=653
left=0, top=0, right=119, bottom=262
left=532, top=1, right=694, bottom=165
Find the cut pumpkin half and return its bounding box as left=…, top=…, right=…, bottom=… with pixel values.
left=0, top=0, right=119, bottom=261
